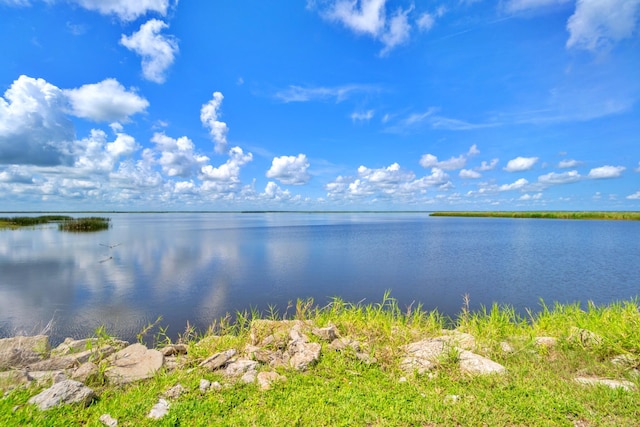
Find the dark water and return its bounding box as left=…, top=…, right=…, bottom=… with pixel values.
left=1, top=213, right=638, bottom=344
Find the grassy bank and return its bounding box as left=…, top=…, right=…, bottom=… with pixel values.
left=2, top=295, right=639, bottom=426
left=0, top=215, right=110, bottom=232
left=430, top=211, right=640, bottom=220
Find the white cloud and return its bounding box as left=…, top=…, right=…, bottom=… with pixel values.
left=420, top=145, right=481, bottom=171
left=200, top=92, right=229, bottom=154
left=0, top=165, right=34, bottom=184
left=151, top=132, right=209, bottom=178
left=567, top=0, right=640, bottom=51
left=0, top=0, right=31, bottom=6
left=416, top=13, right=435, bottom=31
left=72, top=129, right=138, bottom=174
left=70, top=0, right=170, bottom=21
left=351, top=110, right=374, bottom=122
left=504, top=156, right=538, bottom=172
left=379, top=7, right=412, bottom=56
left=505, top=0, right=571, bottom=13
left=558, top=159, right=580, bottom=168
left=627, top=191, right=640, bottom=200
left=318, top=0, right=412, bottom=55
left=0, top=75, right=74, bottom=166
left=476, top=158, right=499, bottom=171
left=64, top=79, right=149, bottom=122
left=120, top=19, right=178, bottom=84
left=459, top=169, right=481, bottom=179
left=588, top=165, right=626, bottom=179
left=499, top=178, right=529, bottom=191
left=519, top=193, right=543, bottom=200
left=266, top=154, right=311, bottom=185
left=635, top=162, right=640, bottom=172
left=200, top=146, right=253, bottom=183
left=263, top=181, right=291, bottom=200
left=275, top=84, right=378, bottom=103
left=538, top=170, right=581, bottom=185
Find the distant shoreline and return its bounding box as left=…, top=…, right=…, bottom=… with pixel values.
left=429, top=211, right=640, bottom=220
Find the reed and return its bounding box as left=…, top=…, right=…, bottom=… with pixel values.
left=430, top=211, right=640, bottom=220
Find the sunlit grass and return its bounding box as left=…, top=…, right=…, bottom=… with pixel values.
left=2, top=294, right=639, bottom=426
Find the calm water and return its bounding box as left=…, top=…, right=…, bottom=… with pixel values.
left=1, top=213, right=639, bottom=344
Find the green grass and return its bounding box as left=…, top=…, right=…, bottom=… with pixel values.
left=2, top=294, right=639, bottom=426
left=430, top=211, right=640, bottom=220
left=0, top=215, right=110, bottom=232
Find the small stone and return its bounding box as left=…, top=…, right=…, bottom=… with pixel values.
left=574, top=377, right=636, bottom=391
left=0, top=335, right=50, bottom=370
left=199, top=349, right=236, bottom=371
left=28, top=379, right=96, bottom=410
left=225, top=359, right=259, bottom=377
left=163, top=383, right=186, bottom=399
left=444, top=394, right=460, bottom=404
left=99, top=413, right=118, bottom=427
left=210, top=381, right=222, bottom=390
left=458, top=350, right=506, bottom=375
left=199, top=378, right=211, bottom=393
left=241, top=370, right=257, bottom=384
left=398, top=376, right=407, bottom=383
left=311, top=324, right=340, bottom=342
left=148, top=398, right=170, bottom=419
left=106, top=344, right=164, bottom=385
left=256, top=371, right=286, bottom=390
left=500, top=341, right=514, bottom=353
left=72, top=362, right=99, bottom=383
left=611, top=354, right=639, bottom=369
left=535, top=337, right=557, bottom=348
left=288, top=342, right=321, bottom=371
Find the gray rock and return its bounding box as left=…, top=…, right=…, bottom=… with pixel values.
left=0, top=335, right=50, bottom=370
left=52, top=338, right=98, bottom=356
left=163, top=383, right=186, bottom=399
left=71, top=362, right=99, bottom=383
left=611, top=354, right=639, bottom=369
left=312, top=324, right=340, bottom=342
left=288, top=341, right=321, bottom=371
left=224, top=359, right=259, bottom=377
left=161, top=344, right=188, bottom=357
left=241, top=370, right=257, bottom=384
left=574, top=377, right=636, bottom=391
left=105, top=344, right=164, bottom=385
left=256, top=371, right=286, bottom=390
left=199, top=378, right=211, bottom=393
left=28, top=379, right=95, bottom=410
left=0, top=369, right=31, bottom=389
left=199, top=349, right=236, bottom=371
left=329, top=338, right=361, bottom=352
left=147, top=398, right=170, bottom=419
left=99, top=413, right=118, bottom=427
left=400, top=339, right=447, bottom=374
left=535, top=336, right=557, bottom=348
left=458, top=350, right=506, bottom=375
left=439, top=331, right=476, bottom=351
left=569, top=327, right=603, bottom=348
left=25, top=370, right=66, bottom=386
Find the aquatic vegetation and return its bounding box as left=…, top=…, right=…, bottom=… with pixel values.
left=58, top=217, right=110, bottom=232
left=431, top=211, right=640, bottom=220
left=0, top=215, right=110, bottom=232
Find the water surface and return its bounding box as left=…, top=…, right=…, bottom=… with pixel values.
left=1, top=213, right=638, bottom=344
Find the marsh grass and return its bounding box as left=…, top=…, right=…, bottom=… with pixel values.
left=430, top=211, right=640, bottom=220
left=0, top=215, right=110, bottom=232
left=2, top=295, right=640, bottom=426
left=57, top=217, right=110, bottom=232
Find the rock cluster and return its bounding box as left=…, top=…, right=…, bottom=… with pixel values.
left=1, top=323, right=637, bottom=423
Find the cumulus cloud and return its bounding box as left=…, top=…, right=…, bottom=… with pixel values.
left=558, top=159, right=580, bottom=168
left=263, top=181, right=291, bottom=200
left=200, top=92, right=229, bottom=154
left=417, top=6, right=446, bottom=32
left=71, top=129, right=138, bottom=174
left=266, top=154, right=311, bottom=185
left=64, top=79, right=149, bottom=122
left=499, top=178, right=529, bottom=191
left=69, top=0, right=170, bottom=21
left=627, top=191, right=640, bottom=200
left=567, top=0, right=640, bottom=51
left=0, top=165, right=34, bottom=184
left=476, top=158, right=499, bottom=171
left=0, top=75, right=74, bottom=166
left=318, top=0, right=412, bottom=55
left=419, top=145, right=479, bottom=171
left=459, top=169, right=481, bottom=179
left=200, top=146, right=253, bottom=183
left=120, top=19, right=179, bottom=84
left=351, top=110, right=374, bottom=122
left=151, top=132, right=209, bottom=178
left=504, top=156, right=538, bottom=172
left=588, top=165, right=626, bottom=179
left=519, top=193, right=543, bottom=200
left=538, top=170, right=581, bottom=185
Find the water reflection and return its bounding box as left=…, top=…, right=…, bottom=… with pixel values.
left=1, top=213, right=639, bottom=345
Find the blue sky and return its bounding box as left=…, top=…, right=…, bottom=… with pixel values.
left=1, top=0, right=639, bottom=211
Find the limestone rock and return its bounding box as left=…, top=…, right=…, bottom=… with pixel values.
left=99, top=414, right=118, bottom=427
left=535, top=337, right=557, bottom=348
left=288, top=341, right=321, bottom=371
left=257, top=371, right=286, bottom=390
left=147, top=398, right=170, bottom=419
left=312, top=324, right=340, bottom=342
left=569, top=328, right=603, bottom=348
left=105, top=344, right=164, bottom=385
left=611, top=354, right=639, bottom=369
left=440, top=331, right=476, bottom=351
left=163, top=383, right=186, bottom=399
left=224, top=359, right=258, bottom=377
left=574, top=377, right=636, bottom=391
left=199, top=349, right=236, bottom=371
left=28, top=379, right=95, bottom=410
left=400, top=339, right=447, bottom=374
left=0, top=335, right=50, bottom=370
left=0, top=369, right=31, bottom=389
left=330, top=338, right=361, bottom=352
left=161, top=344, right=188, bottom=357
left=71, top=362, right=99, bottom=383
left=199, top=378, right=211, bottom=393
left=458, top=350, right=506, bottom=375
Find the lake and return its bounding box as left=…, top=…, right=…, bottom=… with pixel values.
left=1, top=212, right=638, bottom=345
